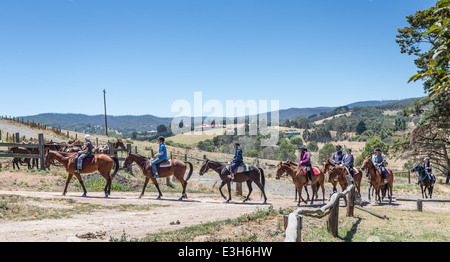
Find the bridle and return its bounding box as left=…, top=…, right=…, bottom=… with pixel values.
left=200, top=159, right=210, bottom=175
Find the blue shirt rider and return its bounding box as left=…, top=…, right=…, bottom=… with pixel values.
left=229, top=142, right=243, bottom=180
left=332, top=145, right=344, bottom=165
left=372, top=148, right=388, bottom=183
left=343, top=148, right=355, bottom=177
left=151, top=136, right=167, bottom=178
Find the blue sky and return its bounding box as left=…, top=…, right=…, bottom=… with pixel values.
left=0, top=0, right=436, bottom=117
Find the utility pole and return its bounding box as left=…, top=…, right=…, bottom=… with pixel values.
left=103, top=89, right=108, bottom=137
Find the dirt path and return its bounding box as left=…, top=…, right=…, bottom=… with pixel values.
left=0, top=120, right=61, bottom=142
left=0, top=190, right=290, bottom=242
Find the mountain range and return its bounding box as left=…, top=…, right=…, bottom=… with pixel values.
left=18, top=98, right=420, bottom=136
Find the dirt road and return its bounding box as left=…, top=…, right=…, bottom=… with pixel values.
left=0, top=120, right=61, bottom=142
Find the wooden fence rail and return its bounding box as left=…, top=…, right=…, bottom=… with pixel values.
left=0, top=133, right=45, bottom=170
left=284, top=175, right=356, bottom=242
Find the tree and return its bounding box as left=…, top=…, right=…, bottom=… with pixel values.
left=318, top=143, right=335, bottom=163
left=355, top=120, right=367, bottom=135
left=277, top=139, right=297, bottom=161
left=396, top=0, right=450, bottom=183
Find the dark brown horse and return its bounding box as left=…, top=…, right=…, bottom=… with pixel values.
left=361, top=157, right=394, bottom=203
left=44, top=150, right=119, bottom=197
left=411, top=163, right=434, bottom=199
left=275, top=161, right=325, bottom=206
left=199, top=159, right=267, bottom=204
left=123, top=152, right=193, bottom=200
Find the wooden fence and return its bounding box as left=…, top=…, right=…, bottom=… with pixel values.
left=0, top=133, right=45, bottom=170
left=283, top=175, right=389, bottom=242
left=395, top=198, right=450, bottom=212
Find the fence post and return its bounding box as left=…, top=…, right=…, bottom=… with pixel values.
left=38, top=133, right=45, bottom=170
left=417, top=199, right=423, bottom=212
left=327, top=197, right=339, bottom=237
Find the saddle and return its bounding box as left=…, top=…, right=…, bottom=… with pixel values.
left=299, top=166, right=321, bottom=176
left=156, top=159, right=172, bottom=169
left=226, top=162, right=249, bottom=173
left=72, top=154, right=95, bottom=165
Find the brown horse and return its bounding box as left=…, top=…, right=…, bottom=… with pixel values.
left=361, top=157, right=394, bottom=203
left=123, top=152, right=193, bottom=200
left=8, top=147, right=31, bottom=169
left=44, top=150, right=119, bottom=197
left=323, top=159, right=362, bottom=197
left=95, top=138, right=126, bottom=155
left=275, top=161, right=325, bottom=206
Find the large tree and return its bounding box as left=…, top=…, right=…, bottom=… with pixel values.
left=395, top=0, right=450, bottom=183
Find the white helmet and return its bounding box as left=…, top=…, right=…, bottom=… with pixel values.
left=84, top=134, right=91, bottom=141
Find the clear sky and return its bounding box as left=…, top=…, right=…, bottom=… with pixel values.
left=0, top=0, right=436, bottom=117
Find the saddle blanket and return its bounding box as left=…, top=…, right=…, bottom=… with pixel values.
left=226, top=163, right=249, bottom=173
left=72, top=154, right=95, bottom=165
left=300, top=166, right=321, bottom=176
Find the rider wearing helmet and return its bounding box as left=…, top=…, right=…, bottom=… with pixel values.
left=343, top=148, right=355, bottom=177
left=298, top=145, right=313, bottom=183
left=75, top=134, right=94, bottom=174
left=151, top=136, right=167, bottom=178
left=371, top=148, right=388, bottom=183
left=332, top=145, right=344, bottom=165
left=228, top=142, right=243, bottom=180
left=423, top=157, right=436, bottom=185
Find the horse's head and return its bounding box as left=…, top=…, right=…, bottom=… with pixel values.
left=411, top=163, right=423, bottom=173
left=114, top=138, right=126, bottom=149
left=361, top=157, right=372, bottom=171
left=123, top=150, right=134, bottom=169
left=275, top=162, right=288, bottom=180
left=199, top=159, right=210, bottom=176
left=323, top=158, right=333, bottom=172
left=43, top=149, right=53, bottom=169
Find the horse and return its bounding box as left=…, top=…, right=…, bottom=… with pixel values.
left=361, top=157, right=394, bottom=203
left=95, top=138, right=126, bottom=155
left=411, top=163, right=434, bottom=199
left=198, top=159, right=267, bottom=204
left=8, top=147, right=31, bottom=169
left=323, top=158, right=362, bottom=197
left=275, top=161, right=325, bottom=206
left=123, top=152, right=193, bottom=200
left=44, top=150, right=119, bottom=197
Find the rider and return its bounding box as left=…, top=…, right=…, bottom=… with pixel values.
left=75, top=134, right=94, bottom=174
left=372, top=148, right=388, bottom=183
left=423, top=157, right=436, bottom=185
left=229, top=142, right=243, bottom=180
left=332, top=145, right=344, bottom=165
left=343, top=148, right=355, bottom=177
left=298, top=146, right=313, bottom=183
left=151, top=136, right=167, bottom=178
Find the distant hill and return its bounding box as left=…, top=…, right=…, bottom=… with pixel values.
left=18, top=97, right=421, bottom=137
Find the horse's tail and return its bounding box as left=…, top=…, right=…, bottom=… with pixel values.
left=110, top=156, right=120, bottom=179
left=258, top=168, right=265, bottom=188
left=185, top=161, right=194, bottom=182
left=258, top=168, right=266, bottom=199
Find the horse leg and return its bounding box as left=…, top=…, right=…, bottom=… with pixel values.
left=151, top=178, right=163, bottom=199
left=243, top=180, right=253, bottom=202
left=103, top=178, right=111, bottom=198
left=175, top=173, right=188, bottom=200
left=304, top=186, right=310, bottom=201
left=420, top=184, right=425, bottom=199
left=73, top=173, right=87, bottom=197
left=139, top=177, right=150, bottom=198
left=218, top=181, right=227, bottom=200
left=226, top=181, right=232, bottom=203
left=62, top=173, right=73, bottom=196
left=252, top=178, right=268, bottom=204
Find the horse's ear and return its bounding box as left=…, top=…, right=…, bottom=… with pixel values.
left=127, top=150, right=131, bottom=155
